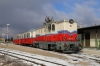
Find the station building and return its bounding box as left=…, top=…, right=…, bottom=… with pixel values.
left=78, top=25, right=100, bottom=48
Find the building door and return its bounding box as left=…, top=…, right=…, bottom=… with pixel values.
left=85, top=32, right=90, bottom=47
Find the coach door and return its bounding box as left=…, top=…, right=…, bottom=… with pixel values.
left=85, top=32, right=90, bottom=47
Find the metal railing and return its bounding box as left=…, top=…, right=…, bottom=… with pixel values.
left=78, top=21, right=100, bottom=28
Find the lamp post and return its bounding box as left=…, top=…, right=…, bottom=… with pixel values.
left=7, top=24, right=10, bottom=43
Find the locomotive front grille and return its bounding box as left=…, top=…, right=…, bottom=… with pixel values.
left=70, top=44, right=75, bottom=48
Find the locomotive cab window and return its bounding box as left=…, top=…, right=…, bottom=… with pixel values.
left=52, top=24, right=55, bottom=31
left=48, top=24, right=51, bottom=32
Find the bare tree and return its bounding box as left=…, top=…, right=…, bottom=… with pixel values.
left=45, top=16, right=54, bottom=23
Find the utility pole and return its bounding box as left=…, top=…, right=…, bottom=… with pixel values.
left=7, top=24, right=10, bottom=43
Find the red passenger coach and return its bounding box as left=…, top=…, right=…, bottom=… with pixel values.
left=17, top=39, right=21, bottom=45
left=13, top=30, right=36, bottom=46
left=13, top=34, right=21, bottom=45
left=26, top=38, right=36, bottom=45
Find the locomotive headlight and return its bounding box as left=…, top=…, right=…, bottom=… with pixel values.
left=69, top=19, right=74, bottom=24
left=63, top=43, right=67, bottom=47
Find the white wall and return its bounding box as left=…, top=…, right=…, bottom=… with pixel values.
left=89, top=30, right=96, bottom=47
left=56, top=22, right=64, bottom=32
left=64, top=22, right=77, bottom=32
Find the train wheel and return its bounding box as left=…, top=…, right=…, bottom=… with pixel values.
left=53, top=46, right=57, bottom=52
left=36, top=44, right=39, bottom=48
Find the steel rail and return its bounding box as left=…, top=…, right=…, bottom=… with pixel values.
left=0, top=49, right=67, bottom=66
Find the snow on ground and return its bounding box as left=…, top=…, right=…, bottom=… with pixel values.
left=0, top=46, right=100, bottom=66
left=0, top=48, right=100, bottom=66
left=37, top=48, right=100, bottom=66
left=0, top=48, right=71, bottom=66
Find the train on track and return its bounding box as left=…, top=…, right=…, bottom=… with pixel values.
left=13, top=17, right=82, bottom=53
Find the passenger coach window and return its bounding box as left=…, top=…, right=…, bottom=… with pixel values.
left=52, top=24, right=55, bottom=31
left=27, top=33, right=28, bottom=38
left=31, top=32, right=33, bottom=37
left=24, top=34, right=25, bottom=38
left=27, top=33, right=30, bottom=38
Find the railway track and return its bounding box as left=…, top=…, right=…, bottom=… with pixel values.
left=0, top=44, right=100, bottom=66
left=0, top=48, right=67, bottom=66
left=70, top=53, right=100, bottom=64
left=47, top=50, right=100, bottom=66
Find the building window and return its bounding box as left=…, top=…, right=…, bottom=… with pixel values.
left=52, top=24, right=55, bottom=31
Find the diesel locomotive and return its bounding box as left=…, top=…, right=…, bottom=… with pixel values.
left=13, top=17, right=82, bottom=53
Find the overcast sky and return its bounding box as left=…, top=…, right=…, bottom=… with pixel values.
left=0, top=0, right=100, bottom=38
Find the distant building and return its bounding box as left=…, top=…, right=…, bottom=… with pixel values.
left=0, top=38, right=5, bottom=43
left=78, top=25, right=100, bottom=48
